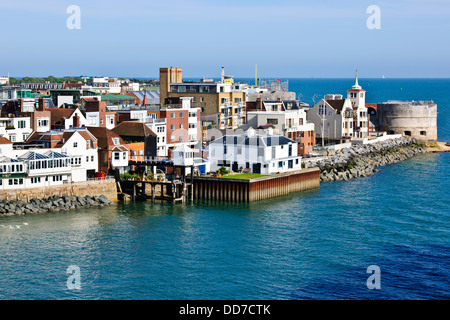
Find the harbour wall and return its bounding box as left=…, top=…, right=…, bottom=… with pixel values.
left=303, top=137, right=426, bottom=182
left=0, top=178, right=118, bottom=202
left=193, top=167, right=320, bottom=202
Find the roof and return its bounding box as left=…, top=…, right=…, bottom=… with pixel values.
left=325, top=99, right=346, bottom=113
left=100, top=94, right=137, bottom=101
left=111, top=121, right=156, bottom=137
left=49, top=108, right=77, bottom=126
left=18, top=151, right=49, bottom=160
left=0, top=137, right=12, bottom=144
left=127, top=91, right=160, bottom=105
left=211, top=134, right=295, bottom=147
left=87, top=126, right=126, bottom=150
left=0, top=156, right=19, bottom=163
left=43, top=150, right=70, bottom=158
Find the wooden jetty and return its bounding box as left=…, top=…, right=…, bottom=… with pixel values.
left=119, top=165, right=320, bottom=203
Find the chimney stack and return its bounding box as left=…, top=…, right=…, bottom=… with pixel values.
left=38, top=97, right=46, bottom=111
left=73, top=113, right=80, bottom=128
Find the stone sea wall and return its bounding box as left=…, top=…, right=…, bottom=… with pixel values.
left=303, top=137, right=426, bottom=182
left=0, top=194, right=113, bottom=216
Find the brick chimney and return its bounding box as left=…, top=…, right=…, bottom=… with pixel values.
left=37, top=97, right=47, bottom=111
left=73, top=113, right=80, bottom=127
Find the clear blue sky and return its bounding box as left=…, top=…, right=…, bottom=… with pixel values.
left=1, top=0, right=449, bottom=78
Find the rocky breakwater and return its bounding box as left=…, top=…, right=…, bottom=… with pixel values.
left=0, top=195, right=113, bottom=216
left=303, top=137, right=426, bottom=182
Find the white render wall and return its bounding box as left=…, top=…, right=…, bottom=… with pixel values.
left=209, top=135, right=302, bottom=174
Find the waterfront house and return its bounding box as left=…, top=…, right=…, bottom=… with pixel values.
left=160, top=96, right=201, bottom=157
left=306, top=95, right=354, bottom=145
left=23, top=128, right=99, bottom=181
left=112, top=121, right=158, bottom=163
left=87, top=126, right=129, bottom=175
left=246, top=109, right=316, bottom=156
left=0, top=150, right=72, bottom=190
left=209, top=128, right=302, bottom=174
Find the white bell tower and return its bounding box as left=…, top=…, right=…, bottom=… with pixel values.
left=347, top=70, right=366, bottom=109
left=346, top=70, right=368, bottom=138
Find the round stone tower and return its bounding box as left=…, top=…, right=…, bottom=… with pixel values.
left=377, top=101, right=437, bottom=141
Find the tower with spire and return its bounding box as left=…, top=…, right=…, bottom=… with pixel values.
left=346, top=70, right=368, bottom=138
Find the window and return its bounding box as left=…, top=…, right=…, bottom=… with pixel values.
left=86, top=156, right=89, bottom=162
left=73, top=142, right=78, bottom=148
left=200, top=97, right=204, bottom=102
left=100, top=118, right=104, bottom=124
left=91, top=156, right=94, bottom=162
left=37, top=118, right=49, bottom=127
left=171, top=124, right=175, bottom=130
left=123, top=152, right=126, bottom=160
left=189, top=123, right=196, bottom=129
left=180, top=112, right=184, bottom=118
left=319, top=104, right=325, bottom=116
left=114, top=152, right=120, bottom=160
left=31, top=177, right=41, bottom=184
left=267, top=119, right=278, bottom=125
left=237, top=147, right=242, bottom=155
left=17, top=120, right=26, bottom=129
left=113, top=138, right=120, bottom=145
left=223, top=145, right=227, bottom=154
left=88, top=140, right=94, bottom=148
left=138, top=150, right=143, bottom=156
left=171, top=112, right=176, bottom=119
left=180, top=123, right=184, bottom=129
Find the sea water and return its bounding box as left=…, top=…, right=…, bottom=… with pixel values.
left=0, top=79, right=449, bottom=300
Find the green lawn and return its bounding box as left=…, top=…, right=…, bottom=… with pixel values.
left=220, top=173, right=268, bottom=180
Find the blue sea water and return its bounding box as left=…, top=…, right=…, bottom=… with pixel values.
left=0, top=79, right=449, bottom=300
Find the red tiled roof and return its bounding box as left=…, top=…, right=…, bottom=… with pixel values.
left=0, top=137, right=13, bottom=144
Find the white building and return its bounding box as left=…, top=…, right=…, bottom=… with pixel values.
left=146, top=118, right=167, bottom=157
left=307, top=96, right=354, bottom=143
left=0, top=116, right=33, bottom=143
left=209, top=129, right=302, bottom=174
left=0, top=151, right=72, bottom=190
left=346, top=74, right=368, bottom=139
left=0, top=76, right=9, bottom=85
left=84, top=77, right=121, bottom=94
left=20, top=129, right=99, bottom=182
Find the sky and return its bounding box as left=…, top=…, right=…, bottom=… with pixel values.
left=1, top=0, right=450, bottom=79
